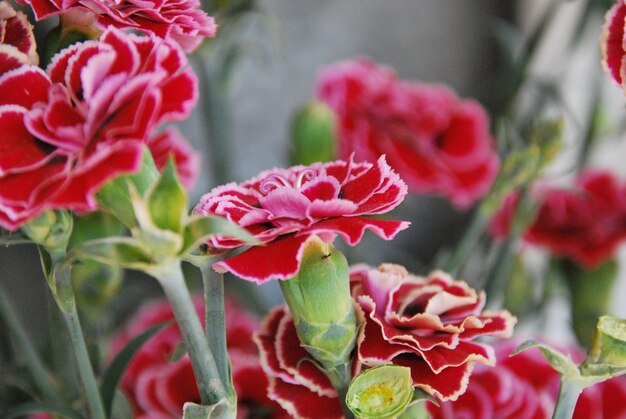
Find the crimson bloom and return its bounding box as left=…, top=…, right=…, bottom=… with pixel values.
left=601, top=0, right=626, bottom=89
left=194, top=156, right=409, bottom=284
left=428, top=342, right=626, bottom=419
left=0, top=1, right=38, bottom=73
left=254, top=306, right=354, bottom=419
left=19, top=0, right=216, bottom=52
left=489, top=171, right=626, bottom=268
left=350, top=264, right=516, bottom=401
left=110, top=297, right=287, bottom=419
left=317, top=58, right=499, bottom=209
left=0, top=27, right=197, bottom=230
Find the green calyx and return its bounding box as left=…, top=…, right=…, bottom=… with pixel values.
left=290, top=102, right=337, bottom=166
left=346, top=365, right=414, bottom=419
left=279, top=236, right=358, bottom=369
left=21, top=210, right=73, bottom=254
left=585, top=316, right=626, bottom=369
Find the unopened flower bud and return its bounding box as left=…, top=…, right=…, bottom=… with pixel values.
left=279, top=235, right=357, bottom=369
left=21, top=210, right=72, bottom=253
left=290, top=102, right=337, bottom=165
left=587, top=316, right=626, bottom=367
left=346, top=365, right=414, bottom=419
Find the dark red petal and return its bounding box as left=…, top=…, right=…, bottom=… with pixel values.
left=0, top=66, right=50, bottom=108
left=601, top=1, right=626, bottom=85
left=212, top=234, right=310, bottom=283
left=306, top=217, right=409, bottom=245
left=0, top=107, right=51, bottom=173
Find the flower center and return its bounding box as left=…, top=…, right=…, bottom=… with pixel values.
left=360, top=383, right=395, bottom=409
left=259, top=168, right=317, bottom=194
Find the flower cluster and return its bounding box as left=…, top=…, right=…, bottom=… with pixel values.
left=0, top=26, right=197, bottom=230
left=194, top=156, right=410, bottom=283
left=109, top=297, right=287, bottom=418
left=489, top=171, right=626, bottom=268
left=18, top=0, right=216, bottom=52
left=317, top=58, right=499, bottom=209
left=428, top=342, right=626, bottom=419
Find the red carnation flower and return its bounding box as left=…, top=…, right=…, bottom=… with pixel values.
left=429, top=341, right=626, bottom=419
left=317, top=58, right=499, bottom=209
left=0, top=27, right=197, bottom=230
left=0, top=1, right=38, bottom=73
left=602, top=0, right=626, bottom=89
left=254, top=306, right=353, bottom=419
left=147, top=128, right=200, bottom=191
left=350, top=264, right=516, bottom=401
left=110, top=297, right=287, bottom=419
left=194, top=156, right=409, bottom=284
left=19, top=0, right=216, bottom=52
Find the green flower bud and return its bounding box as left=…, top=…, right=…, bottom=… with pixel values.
left=290, top=102, right=337, bottom=165
left=587, top=316, right=626, bottom=367
left=279, top=235, right=357, bottom=369
left=346, top=365, right=414, bottom=419
left=21, top=210, right=73, bottom=254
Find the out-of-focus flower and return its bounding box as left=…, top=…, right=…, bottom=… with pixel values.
left=0, top=27, right=197, bottom=230
left=110, top=297, right=287, bottom=419
left=488, top=190, right=522, bottom=240
left=350, top=264, right=516, bottom=401
left=0, top=1, right=38, bottom=73
left=317, top=58, right=499, bottom=209
left=147, top=128, right=200, bottom=191
left=194, top=156, right=409, bottom=284
left=601, top=0, right=626, bottom=89
left=18, top=0, right=216, bottom=52
left=428, top=342, right=626, bottom=419
left=490, top=171, right=626, bottom=268
left=254, top=306, right=350, bottom=419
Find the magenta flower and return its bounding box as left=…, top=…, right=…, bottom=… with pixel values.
left=110, top=297, right=288, bottom=418
left=429, top=341, right=626, bottom=419
left=19, top=0, right=216, bottom=52
left=350, top=264, right=516, bottom=401
left=255, top=306, right=353, bottom=418
left=317, top=58, right=499, bottom=209
left=0, top=27, right=197, bottom=230
left=194, top=156, right=410, bottom=283
left=602, top=0, right=626, bottom=89
left=0, top=1, right=38, bottom=73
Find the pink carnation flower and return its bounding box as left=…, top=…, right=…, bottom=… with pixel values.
left=0, top=27, right=197, bottom=230
left=429, top=341, right=626, bottom=419
left=20, top=0, right=216, bottom=52
left=317, top=58, right=499, bottom=209
left=0, top=1, right=38, bottom=73
left=351, top=264, right=516, bottom=401
left=601, top=0, right=626, bottom=89
left=194, top=156, right=410, bottom=284
left=110, top=297, right=288, bottom=418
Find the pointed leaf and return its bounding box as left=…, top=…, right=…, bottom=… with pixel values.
left=511, top=340, right=580, bottom=378
left=100, top=321, right=170, bottom=417
left=147, top=159, right=187, bottom=233
left=3, top=402, right=83, bottom=419
left=67, top=237, right=154, bottom=270
left=180, top=215, right=259, bottom=255
left=97, top=148, right=159, bottom=228
left=183, top=399, right=236, bottom=419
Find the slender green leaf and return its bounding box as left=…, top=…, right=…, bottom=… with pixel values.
left=68, top=237, right=153, bottom=270
left=3, top=402, right=84, bottom=419
left=147, top=159, right=187, bottom=233
left=100, top=322, right=169, bottom=417
left=180, top=215, right=259, bottom=255
left=511, top=340, right=580, bottom=378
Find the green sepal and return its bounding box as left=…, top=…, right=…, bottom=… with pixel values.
left=21, top=210, right=73, bottom=255
left=147, top=159, right=187, bottom=233
left=67, top=237, right=154, bottom=271
left=583, top=316, right=626, bottom=374
left=96, top=148, right=159, bottom=229
left=180, top=215, right=259, bottom=256
left=346, top=365, right=414, bottom=419
left=183, top=399, right=237, bottom=419
left=297, top=313, right=359, bottom=370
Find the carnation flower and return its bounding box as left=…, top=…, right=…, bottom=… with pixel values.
left=19, top=0, right=216, bottom=52
left=0, top=27, right=197, bottom=230
left=147, top=128, right=200, bottom=190
left=428, top=342, right=626, bottom=419
left=489, top=171, right=626, bottom=268
left=194, top=156, right=409, bottom=284
left=350, top=264, right=516, bottom=401
left=317, top=58, right=499, bottom=209
left=254, top=306, right=352, bottom=419
left=0, top=1, right=38, bottom=73
left=110, top=297, right=287, bottom=419
left=601, top=0, right=626, bottom=89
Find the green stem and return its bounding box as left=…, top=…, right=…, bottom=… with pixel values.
left=54, top=263, right=106, bottom=419
left=326, top=363, right=354, bottom=419
left=155, top=262, right=227, bottom=405
left=484, top=234, right=516, bottom=308
left=201, top=264, right=232, bottom=397
left=443, top=210, right=486, bottom=277
left=0, top=284, right=60, bottom=401
left=552, top=379, right=583, bottom=419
